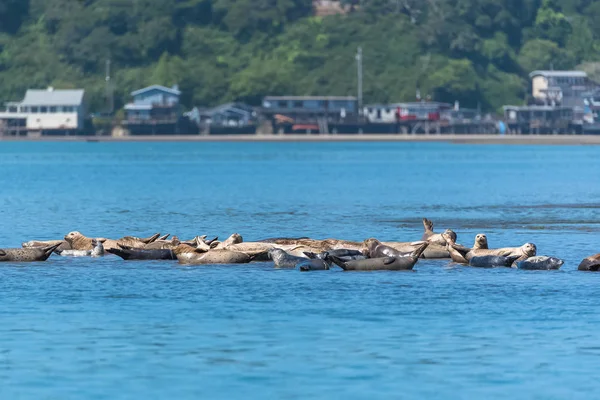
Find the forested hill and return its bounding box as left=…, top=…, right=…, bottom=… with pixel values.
left=1, top=0, right=600, bottom=113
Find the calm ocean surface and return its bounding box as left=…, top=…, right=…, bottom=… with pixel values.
left=1, top=142, right=600, bottom=399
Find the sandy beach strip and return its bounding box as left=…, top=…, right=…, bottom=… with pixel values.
left=2, top=134, right=600, bottom=145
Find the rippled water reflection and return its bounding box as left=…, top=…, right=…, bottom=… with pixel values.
left=0, top=142, right=599, bottom=399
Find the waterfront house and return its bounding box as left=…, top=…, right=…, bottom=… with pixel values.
left=186, top=103, right=256, bottom=127
left=529, top=71, right=598, bottom=106
left=123, top=85, right=192, bottom=134
left=0, top=87, right=86, bottom=136
left=261, top=96, right=359, bottom=133
left=503, top=105, right=574, bottom=134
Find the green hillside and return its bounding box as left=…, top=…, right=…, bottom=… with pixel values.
left=0, top=0, right=599, bottom=113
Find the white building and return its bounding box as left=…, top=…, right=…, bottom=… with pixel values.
left=529, top=71, right=588, bottom=105
left=0, top=87, right=86, bottom=135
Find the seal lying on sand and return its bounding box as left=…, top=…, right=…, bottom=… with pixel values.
left=176, top=248, right=252, bottom=265
left=578, top=254, right=600, bottom=271
left=22, top=240, right=71, bottom=251
left=212, top=233, right=243, bottom=249
left=363, top=238, right=416, bottom=258
left=269, top=249, right=307, bottom=269
left=0, top=244, right=61, bottom=262
left=143, top=236, right=181, bottom=250
left=382, top=241, right=449, bottom=259
left=421, top=218, right=457, bottom=246
left=446, top=232, right=536, bottom=263
left=57, top=239, right=105, bottom=257
left=469, top=255, right=520, bottom=268
left=327, top=243, right=428, bottom=271
left=517, top=256, right=564, bottom=270
left=107, top=245, right=176, bottom=260
left=64, top=231, right=161, bottom=251
left=443, top=233, right=489, bottom=264
left=304, top=249, right=366, bottom=262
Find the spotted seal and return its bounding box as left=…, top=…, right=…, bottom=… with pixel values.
left=469, top=255, right=520, bottom=268
left=327, top=242, right=428, bottom=271
left=268, top=248, right=308, bottom=269
left=0, top=243, right=61, bottom=262
left=578, top=253, right=600, bottom=271
left=517, top=256, right=564, bottom=270
left=304, top=249, right=366, bottom=262
left=22, top=240, right=71, bottom=251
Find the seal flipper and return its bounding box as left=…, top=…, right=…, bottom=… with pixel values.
left=327, top=255, right=349, bottom=270
left=0, top=250, right=7, bottom=256
left=383, top=257, right=397, bottom=265
left=141, top=233, right=161, bottom=244
left=410, top=242, right=430, bottom=259
left=157, top=234, right=170, bottom=241
left=303, top=252, right=318, bottom=259
left=118, top=243, right=134, bottom=250
left=422, top=218, right=435, bottom=234
left=42, top=243, right=62, bottom=260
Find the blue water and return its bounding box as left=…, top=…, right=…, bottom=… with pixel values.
left=1, top=142, right=600, bottom=399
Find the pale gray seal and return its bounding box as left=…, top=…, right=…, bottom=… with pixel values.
left=0, top=244, right=61, bottom=262
left=517, top=256, right=564, bottom=270
left=327, top=242, right=428, bottom=271
left=268, top=248, right=308, bottom=269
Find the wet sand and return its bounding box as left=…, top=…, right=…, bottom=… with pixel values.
left=2, top=134, right=600, bottom=145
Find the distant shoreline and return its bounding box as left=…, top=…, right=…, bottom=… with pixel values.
left=2, top=134, right=600, bottom=145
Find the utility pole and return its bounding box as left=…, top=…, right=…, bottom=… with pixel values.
left=356, top=46, right=363, bottom=115
left=105, top=59, right=114, bottom=115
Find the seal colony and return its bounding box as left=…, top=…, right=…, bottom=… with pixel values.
left=6, top=217, right=594, bottom=271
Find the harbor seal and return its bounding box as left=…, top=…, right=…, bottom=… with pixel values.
left=144, top=236, right=181, bottom=250
left=64, top=232, right=161, bottom=251
left=517, top=256, right=564, bottom=270
left=177, top=249, right=252, bottom=265
left=296, top=259, right=330, bottom=271
left=327, top=242, right=428, bottom=271
left=268, top=248, right=308, bottom=269
left=214, top=233, right=243, bottom=249
left=578, top=254, right=600, bottom=271
left=469, top=255, right=520, bottom=268
left=22, top=240, right=71, bottom=251
left=107, top=245, right=176, bottom=260
left=382, top=241, right=450, bottom=259
left=421, top=218, right=457, bottom=246
left=363, top=238, right=414, bottom=258
left=57, top=239, right=105, bottom=257
left=304, top=249, right=366, bottom=262
left=443, top=232, right=489, bottom=264
left=0, top=243, right=61, bottom=262
left=448, top=238, right=536, bottom=263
